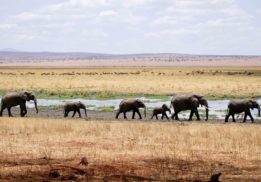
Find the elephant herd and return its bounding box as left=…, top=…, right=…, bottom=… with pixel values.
left=0, top=92, right=260, bottom=123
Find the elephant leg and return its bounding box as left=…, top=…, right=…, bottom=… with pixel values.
left=64, top=109, right=69, bottom=117
left=156, top=115, right=158, bottom=120
left=232, top=114, right=236, bottom=122
left=171, top=111, right=176, bottom=120
left=188, top=110, right=194, bottom=121
left=245, top=110, right=254, bottom=122
left=116, top=110, right=121, bottom=119
left=225, top=113, right=231, bottom=122
left=21, top=108, right=27, bottom=117
left=20, top=104, right=27, bottom=117
left=161, top=114, right=164, bottom=120
left=175, top=114, right=180, bottom=120
left=136, top=109, right=142, bottom=119
left=0, top=104, right=6, bottom=116
left=77, top=109, right=81, bottom=118
left=132, top=110, right=136, bottom=119
left=151, top=114, right=154, bottom=120
left=123, top=112, right=127, bottom=119
left=7, top=107, right=13, bottom=117
left=248, top=112, right=254, bottom=122
left=165, top=113, right=169, bottom=120
left=172, top=110, right=180, bottom=120
left=72, top=110, right=76, bottom=118
left=195, top=109, right=200, bottom=121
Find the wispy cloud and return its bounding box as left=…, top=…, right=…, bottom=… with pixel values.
left=0, top=0, right=260, bottom=54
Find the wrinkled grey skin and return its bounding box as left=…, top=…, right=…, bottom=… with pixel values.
left=115, top=99, right=146, bottom=119
left=64, top=101, right=87, bottom=118
left=225, top=100, right=260, bottom=122
left=151, top=104, right=171, bottom=120
left=171, top=94, right=209, bottom=121
left=0, top=92, right=38, bottom=117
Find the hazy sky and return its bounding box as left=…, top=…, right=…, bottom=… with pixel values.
left=0, top=0, right=261, bottom=54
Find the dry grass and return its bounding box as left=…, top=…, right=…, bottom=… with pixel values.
left=0, top=117, right=261, bottom=181
left=0, top=67, right=260, bottom=98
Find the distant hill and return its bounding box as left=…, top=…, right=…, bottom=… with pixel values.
left=0, top=51, right=193, bottom=61
left=1, top=51, right=259, bottom=61
left=0, top=51, right=114, bottom=60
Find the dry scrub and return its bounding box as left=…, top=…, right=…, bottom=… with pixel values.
left=0, top=67, right=260, bottom=98
left=0, top=117, right=261, bottom=181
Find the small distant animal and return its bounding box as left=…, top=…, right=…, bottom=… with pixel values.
left=151, top=104, right=171, bottom=120
left=209, top=172, right=221, bottom=182
left=63, top=101, right=87, bottom=118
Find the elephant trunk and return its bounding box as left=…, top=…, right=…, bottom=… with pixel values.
left=144, top=106, right=146, bottom=118
left=84, top=107, right=87, bottom=118
left=34, top=97, right=38, bottom=113
left=205, top=107, right=209, bottom=121
left=258, top=106, right=260, bottom=117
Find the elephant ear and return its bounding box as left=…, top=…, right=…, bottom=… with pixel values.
left=192, top=94, right=203, bottom=100
left=248, top=100, right=254, bottom=109
left=190, top=97, right=199, bottom=107
left=21, top=92, right=30, bottom=101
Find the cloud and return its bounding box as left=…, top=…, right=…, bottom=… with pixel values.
left=49, top=0, right=109, bottom=10
left=0, top=23, right=17, bottom=30
left=98, top=10, right=117, bottom=18
left=14, top=12, right=50, bottom=21
left=0, top=0, right=260, bottom=54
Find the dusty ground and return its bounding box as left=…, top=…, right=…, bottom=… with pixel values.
left=1, top=156, right=261, bottom=181
left=0, top=109, right=261, bottom=181
left=2, top=107, right=260, bottom=123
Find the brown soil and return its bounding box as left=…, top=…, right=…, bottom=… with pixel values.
left=1, top=108, right=261, bottom=181
left=0, top=157, right=260, bottom=181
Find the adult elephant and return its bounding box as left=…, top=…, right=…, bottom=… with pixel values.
left=64, top=101, right=87, bottom=118
left=0, top=91, right=38, bottom=117
left=115, top=99, right=146, bottom=119
left=225, top=100, right=260, bottom=122
left=171, top=94, right=209, bottom=121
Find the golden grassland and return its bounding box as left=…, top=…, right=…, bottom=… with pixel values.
left=0, top=117, right=261, bottom=181
left=0, top=67, right=260, bottom=98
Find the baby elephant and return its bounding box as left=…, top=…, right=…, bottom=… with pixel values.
left=151, top=104, right=171, bottom=120
left=64, top=101, right=87, bottom=118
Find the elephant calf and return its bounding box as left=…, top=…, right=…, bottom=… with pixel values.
left=151, top=104, right=171, bottom=120
left=64, top=101, right=87, bottom=118
left=225, top=100, right=260, bottom=122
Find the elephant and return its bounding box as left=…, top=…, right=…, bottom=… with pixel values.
left=170, top=94, right=209, bottom=121
left=64, top=101, right=87, bottom=118
left=151, top=104, right=171, bottom=120
left=225, top=100, right=260, bottom=122
left=0, top=91, right=38, bottom=117
left=115, top=99, right=146, bottom=119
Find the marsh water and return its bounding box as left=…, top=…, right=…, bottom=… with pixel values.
left=22, top=97, right=261, bottom=120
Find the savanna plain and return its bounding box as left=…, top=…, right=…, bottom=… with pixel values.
left=0, top=67, right=261, bottom=181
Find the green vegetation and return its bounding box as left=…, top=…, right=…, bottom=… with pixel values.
left=0, top=89, right=259, bottom=101
left=97, top=106, right=115, bottom=112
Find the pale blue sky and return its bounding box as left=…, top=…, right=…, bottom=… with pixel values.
left=0, top=0, right=261, bottom=55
